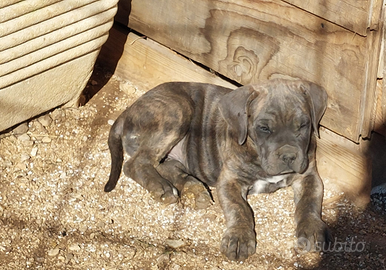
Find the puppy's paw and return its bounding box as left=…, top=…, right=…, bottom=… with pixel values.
left=182, top=179, right=212, bottom=209
left=220, top=226, right=256, bottom=261
left=295, top=216, right=332, bottom=253
left=150, top=184, right=179, bottom=205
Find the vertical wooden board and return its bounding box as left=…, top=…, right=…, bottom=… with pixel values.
left=359, top=1, right=385, bottom=138
left=282, top=0, right=370, bottom=35
left=123, top=0, right=370, bottom=142
left=316, top=127, right=371, bottom=208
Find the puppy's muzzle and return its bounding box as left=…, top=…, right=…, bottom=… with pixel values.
left=278, top=145, right=298, bottom=165
left=264, top=145, right=306, bottom=175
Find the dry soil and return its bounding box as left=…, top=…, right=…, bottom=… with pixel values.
left=0, top=66, right=385, bottom=269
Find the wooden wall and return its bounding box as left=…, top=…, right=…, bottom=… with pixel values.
left=115, top=0, right=384, bottom=143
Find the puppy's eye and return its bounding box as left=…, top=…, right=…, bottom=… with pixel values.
left=258, top=125, right=271, bottom=133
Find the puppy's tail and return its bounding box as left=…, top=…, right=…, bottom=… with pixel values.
left=104, top=120, right=124, bottom=192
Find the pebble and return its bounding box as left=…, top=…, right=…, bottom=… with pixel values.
left=30, top=147, right=38, bottom=157
left=47, top=248, right=60, bottom=257
left=38, top=115, right=53, bottom=127
left=108, top=120, right=115, bottom=126
left=17, top=133, right=30, bottom=142
left=31, top=120, right=47, bottom=134
left=50, top=109, right=65, bottom=121
left=20, top=154, right=30, bottom=162
left=13, top=123, right=29, bottom=135
left=165, top=239, right=185, bottom=249
left=42, top=136, right=52, bottom=143
left=68, top=243, right=81, bottom=252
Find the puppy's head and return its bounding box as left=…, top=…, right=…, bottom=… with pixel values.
left=218, top=79, right=327, bottom=175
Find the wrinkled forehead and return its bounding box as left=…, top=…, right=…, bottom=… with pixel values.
left=251, top=85, right=310, bottom=124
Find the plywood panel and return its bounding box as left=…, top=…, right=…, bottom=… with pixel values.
left=117, top=0, right=377, bottom=142
left=282, top=0, right=371, bottom=35
left=97, top=25, right=237, bottom=91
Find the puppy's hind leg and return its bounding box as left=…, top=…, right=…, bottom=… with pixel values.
left=121, top=90, right=195, bottom=205
left=157, top=160, right=213, bottom=209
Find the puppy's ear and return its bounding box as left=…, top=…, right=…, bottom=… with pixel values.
left=301, top=82, right=328, bottom=138
left=218, top=85, right=259, bottom=145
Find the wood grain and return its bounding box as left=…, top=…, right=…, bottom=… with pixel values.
left=282, top=0, right=371, bottom=35
left=116, top=0, right=383, bottom=142
left=316, top=127, right=371, bottom=208
left=97, top=25, right=237, bottom=91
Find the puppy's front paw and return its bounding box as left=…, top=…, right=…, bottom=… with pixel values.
left=220, top=226, right=256, bottom=261
left=295, top=216, right=332, bottom=253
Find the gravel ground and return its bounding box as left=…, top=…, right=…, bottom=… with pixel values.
left=1, top=67, right=386, bottom=269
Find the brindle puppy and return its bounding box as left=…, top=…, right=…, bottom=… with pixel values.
left=104, top=79, right=331, bottom=261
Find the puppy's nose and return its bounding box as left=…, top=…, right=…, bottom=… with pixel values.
left=277, top=145, right=298, bottom=164
left=281, top=152, right=297, bottom=164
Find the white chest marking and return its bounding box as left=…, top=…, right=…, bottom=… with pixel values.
left=249, top=175, right=289, bottom=195
left=265, top=175, right=286, bottom=183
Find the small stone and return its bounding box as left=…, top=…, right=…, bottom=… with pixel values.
left=38, top=114, right=53, bottom=127
left=50, top=109, right=65, bottom=121
left=20, top=154, right=30, bottom=162
left=165, top=239, right=185, bottom=249
left=17, top=133, right=30, bottom=141
left=42, top=136, right=52, bottom=143
left=68, top=243, right=81, bottom=252
left=13, top=123, right=29, bottom=135
left=21, top=140, right=34, bottom=147
left=108, top=120, right=115, bottom=126
left=47, top=248, right=60, bottom=256
left=30, top=147, right=38, bottom=157
left=31, top=120, right=47, bottom=134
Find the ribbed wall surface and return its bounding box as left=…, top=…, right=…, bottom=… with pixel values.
left=0, top=0, right=118, bottom=131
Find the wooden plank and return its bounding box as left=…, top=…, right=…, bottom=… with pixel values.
left=282, top=0, right=370, bottom=36
left=360, top=1, right=385, bottom=138
left=97, top=24, right=236, bottom=91
left=374, top=4, right=386, bottom=135
left=116, top=0, right=380, bottom=142
left=359, top=29, right=384, bottom=138
left=316, top=127, right=371, bottom=208
left=96, top=25, right=372, bottom=207
left=374, top=79, right=386, bottom=135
